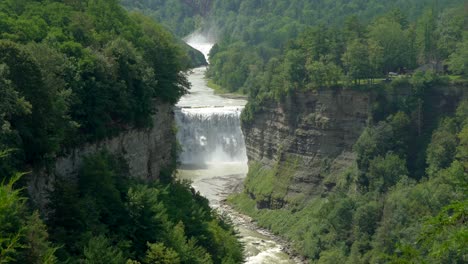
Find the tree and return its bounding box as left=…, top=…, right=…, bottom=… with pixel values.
left=342, top=39, right=369, bottom=84
left=390, top=201, right=468, bottom=264
left=447, top=32, right=468, bottom=76
left=0, top=64, right=31, bottom=177
left=305, top=57, right=343, bottom=89
left=103, top=38, right=153, bottom=127
left=353, top=201, right=381, bottom=236
left=0, top=172, right=57, bottom=263
left=435, top=8, right=464, bottom=61
left=456, top=126, right=468, bottom=170
left=83, top=236, right=125, bottom=264
left=416, top=9, right=438, bottom=65
left=0, top=173, right=27, bottom=263
left=19, top=212, right=57, bottom=264
left=354, top=122, right=394, bottom=172
left=125, top=185, right=170, bottom=257
left=368, top=154, right=408, bottom=192
left=426, top=118, right=458, bottom=176
left=368, top=17, right=408, bottom=73
left=344, top=15, right=366, bottom=41
left=144, top=243, right=180, bottom=264
left=0, top=41, right=69, bottom=165
left=368, top=39, right=384, bottom=81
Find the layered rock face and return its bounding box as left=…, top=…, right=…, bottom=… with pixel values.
left=242, top=89, right=371, bottom=206
left=28, top=102, right=175, bottom=209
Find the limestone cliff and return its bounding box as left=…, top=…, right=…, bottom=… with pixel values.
left=241, top=84, right=467, bottom=209
left=242, top=89, right=371, bottom=208
left=28, top=102, right=175, bottom=209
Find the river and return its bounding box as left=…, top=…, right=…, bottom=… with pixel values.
left=175, top=34, right=299, bottom=264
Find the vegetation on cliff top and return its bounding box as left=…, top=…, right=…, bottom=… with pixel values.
left=206, top=0, right=466, bottom=95
left=129, top=0, right=466, bottom=123
left=118, top=1, right=467, bottom=106
left=0, top=0, right=193, bottom=175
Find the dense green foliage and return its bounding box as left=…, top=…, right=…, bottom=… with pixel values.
left=118, top=1, right=209, bottom=68
left=0, top=1, right=243, bottom=263
left=0, top=167, right=57, bottom=263
left=233, top=6, right=467, bottom=124
left=46, top=151, right=243, bottom=263
left=118, top=1, right=467, bottom=98
left=0, top=151, right=243, bottom=263
left=0, top=0, right=192, bottom=175
left=205, top=0, right=466, bottom=97
left=120, top=0, right=211, bottom=37
left=199, top=2, right=468, bottom=262
left=230, top=85, right=468, bottom=263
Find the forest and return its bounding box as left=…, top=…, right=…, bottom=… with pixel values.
left=123, top=0, right=467, bottom=263
left=122, top=0, right=466, bottom=96
left=0, top=0, right=242, bottom=263
left=231, top=78, right=468, bottom=263
left=207, top=0, right=466, bottom=97
left=1, top=0, right=467, bottom=263
left=0, top=0, right=194, bottom=175
left=197, top=1, right=467, bottom=263
left=2, top=150, right=242, bottom=263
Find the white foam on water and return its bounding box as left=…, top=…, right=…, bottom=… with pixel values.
left=177, top=33, right=298, bottom=264
left=175, top=106, right=247, bottom=164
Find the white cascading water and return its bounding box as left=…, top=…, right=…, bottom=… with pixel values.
left=177, top=33, right=297, bottom=264
left=175, top=106, right=247, bottom=164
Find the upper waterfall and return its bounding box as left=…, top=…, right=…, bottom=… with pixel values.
left=184, top=33, right=215, bottom=61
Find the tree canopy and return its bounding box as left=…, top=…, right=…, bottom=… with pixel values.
left=0, top=0, right=193, bottom=174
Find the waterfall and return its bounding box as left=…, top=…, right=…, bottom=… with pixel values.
left=176, top=33, right=297, bottom=264
left=175, top=106, right=247, bottom=164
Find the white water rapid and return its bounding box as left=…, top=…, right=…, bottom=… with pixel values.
left=176, top=34, right=299, bottom=264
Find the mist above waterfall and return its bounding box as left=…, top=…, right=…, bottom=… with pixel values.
left=185, top=33, right=215, bottom=61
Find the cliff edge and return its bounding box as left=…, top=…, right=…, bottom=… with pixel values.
left=242, top=89, right=371, bottom=208
left=28, top=102, right=175, bottom=210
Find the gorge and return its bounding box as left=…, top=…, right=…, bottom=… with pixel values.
left=1, top=0, right=467, bottom=263
left=176, top=35, right=302, bottom=263
left=176, top=32, right=467, bottom=263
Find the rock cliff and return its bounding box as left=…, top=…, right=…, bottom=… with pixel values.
left=241, top=84, right=467, bottom=209
left=28, top=102, right=175, bottom=209
left=242, top=89, right=371, bottom=207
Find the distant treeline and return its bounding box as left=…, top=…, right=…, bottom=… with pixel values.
left=207, top=1, right=466, bottom=96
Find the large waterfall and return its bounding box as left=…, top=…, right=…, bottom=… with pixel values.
left=175, top=106, right=247, bottom=164
left=175, top=35, right=248, bottom=165
left=176, top=34, right=297, bottom=264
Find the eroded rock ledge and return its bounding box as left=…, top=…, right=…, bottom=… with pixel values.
left=28, top=102, right=175, bottom=210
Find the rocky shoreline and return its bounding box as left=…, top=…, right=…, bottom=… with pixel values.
left=218, top=199, right=308, bottom=264
left=217, top=176, right=309, bottom=264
